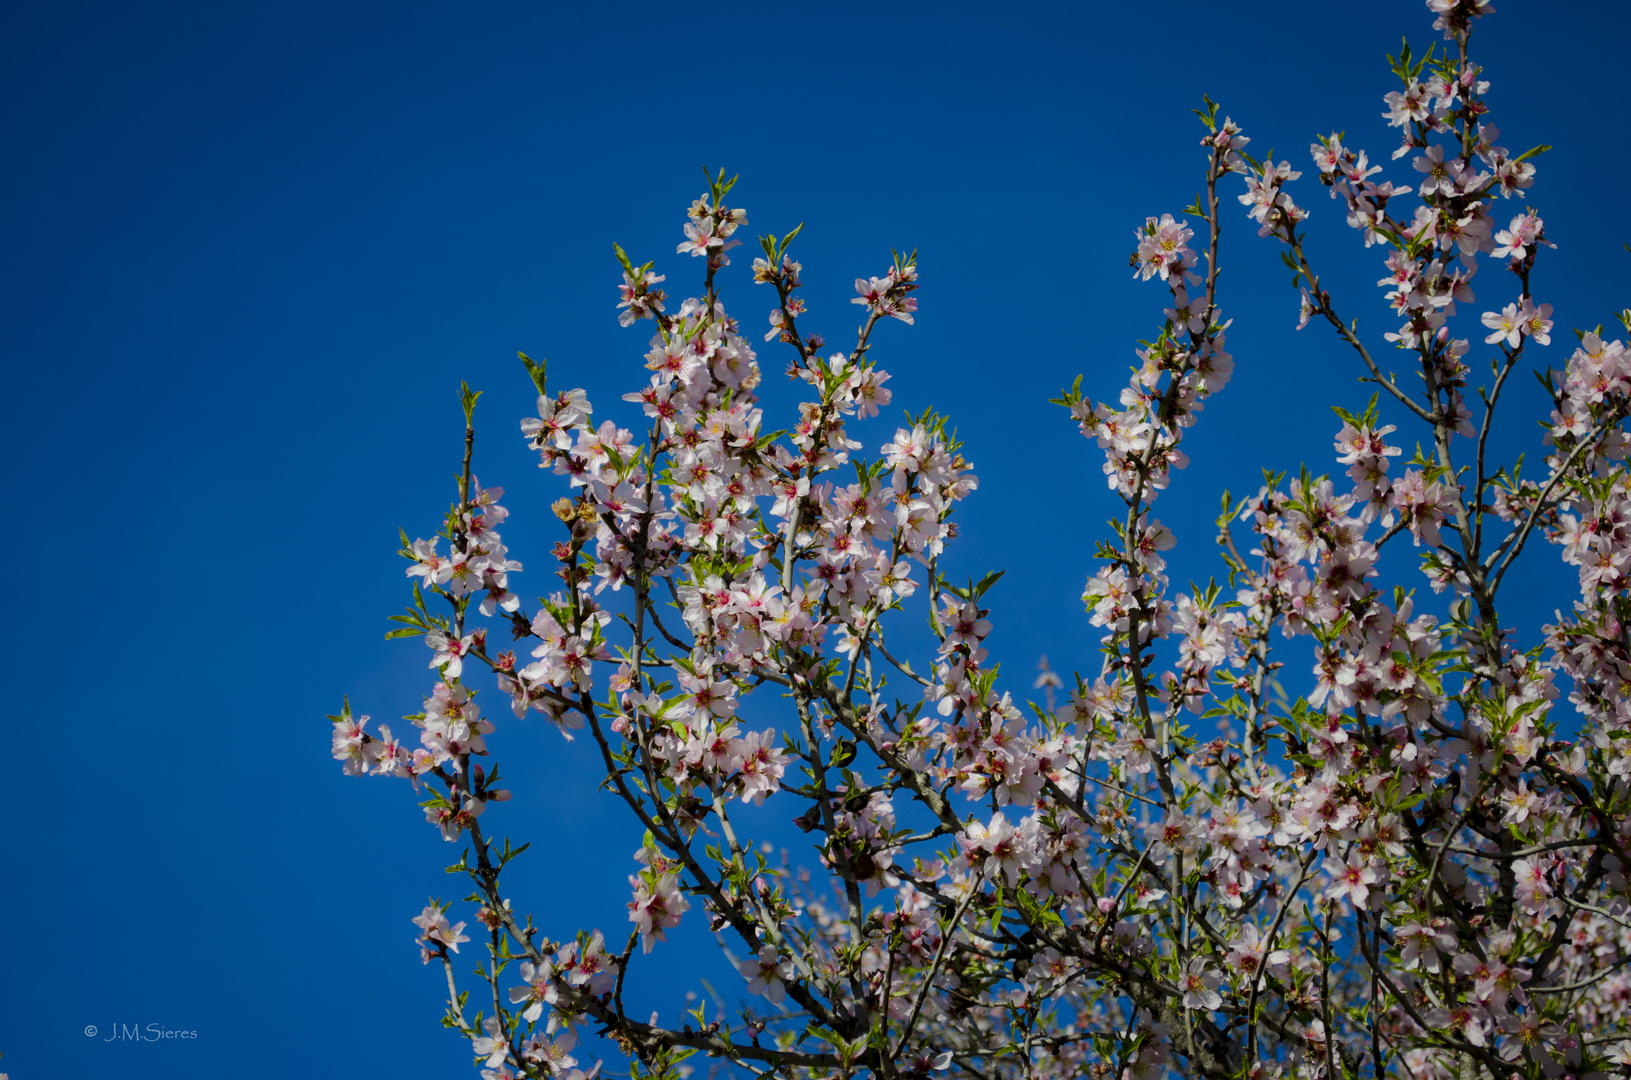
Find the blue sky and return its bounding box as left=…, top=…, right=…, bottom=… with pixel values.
left=3, top=1, right=1628, bottom=1077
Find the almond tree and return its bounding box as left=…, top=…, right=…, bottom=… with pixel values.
left=334, top=3, right=1631, bottom=1077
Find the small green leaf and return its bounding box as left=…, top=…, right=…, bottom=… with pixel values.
left=519, top=352, right=547, bottom=396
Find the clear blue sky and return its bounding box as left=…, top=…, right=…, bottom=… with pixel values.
left=3, top=1, right=1627, bottom=1077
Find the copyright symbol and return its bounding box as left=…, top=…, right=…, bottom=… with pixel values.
left=85, top=1025, right=97, bottom=1037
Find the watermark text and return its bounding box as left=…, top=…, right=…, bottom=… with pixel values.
left=84, top=1024, right=198, bottom=1042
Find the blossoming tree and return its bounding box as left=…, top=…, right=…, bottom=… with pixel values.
left=333, top=2, right=1631, bottom=1078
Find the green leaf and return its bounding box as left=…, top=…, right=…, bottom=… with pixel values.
left=519, top=352, right=547, bottom=396
left=778, top=221, right=804, bottom=257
